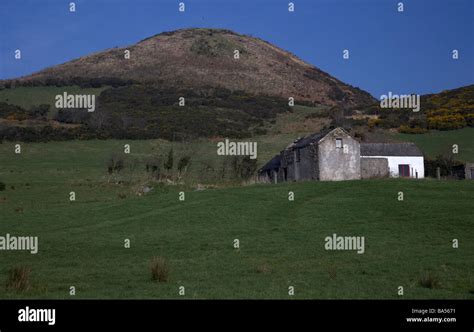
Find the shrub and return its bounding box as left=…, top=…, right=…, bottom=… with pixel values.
left=398, top=125, right=428, bottom=134
left=465, top=113, right=474, bottom=127
left=28, top=104, right=50, bottom=119
left=177, top=156, right=191, bottom=173
left=253, top=127, right=267, bottom=135
left=425, top=154, right=465, bottom=178
left=427, top=114, right=466, bottom=130
left=305, top=111, right=328, bottom=119
left=228, top=156, right=257, bottom=180
left=239, top=156, right=258, bottom=180
left=106, top=154, right=124, bottom=174
left=145, top=157, right=161, bottom=179
left=368, top=118, right=382, bottom=129
left=150, top=257, right=170, bottom=283
left=6, top=266, right=31, bottom=292
left=0, top=182, right=5, bottom=191
left=353, top=131, right=366, bottom=141
left=177, top=156, right=191, bottom=180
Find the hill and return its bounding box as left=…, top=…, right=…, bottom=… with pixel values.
left=1, top=29, right=471, bottom=142
left=3, top=28, right=374, bottom=108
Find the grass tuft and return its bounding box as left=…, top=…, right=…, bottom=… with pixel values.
left=419, top=272, right=441, bottom=289
left=256, top=263, right=272, bottom=274
left=6, top=266, right=31, bottom=292
left=150, top=257, right=170, bottom=283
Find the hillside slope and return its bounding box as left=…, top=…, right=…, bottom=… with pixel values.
left=358, top=85, right=474, bottom=133
left=7, top=28, right=374, bottom=108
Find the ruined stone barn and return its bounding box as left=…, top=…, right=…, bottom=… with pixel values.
left=259, top=127, right=361, bottom=182
left=258, top=127, right=425, bottom=182
left=360, top=143, right=425, bottom=179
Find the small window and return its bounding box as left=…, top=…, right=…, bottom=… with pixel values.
left=296, top=149, right=301, bottom=162
left=336, top=138, right=343, bottom=148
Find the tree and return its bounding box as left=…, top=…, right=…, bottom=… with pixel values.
left=230, top=156, right=257, bottom=180
left=436, top=153, right=455, bottom=177
left=164, top=148, right=174, bottom=171
left=177, top=156, right=191, bottom=180
left=239, top=156, right=257, bottom=179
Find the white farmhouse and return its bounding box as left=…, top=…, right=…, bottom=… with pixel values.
left=360, top=143, right=424, bottom=179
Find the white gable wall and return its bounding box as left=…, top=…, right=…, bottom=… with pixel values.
left=361, top=156, right=424, bottom=178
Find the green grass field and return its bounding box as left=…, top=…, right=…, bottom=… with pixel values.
left=0, top=86, right=107, bottom=117
left=391, top=127, right=474, bottom=162
left=0, top=135, right=300, bottom=185
left=0, top=139, right=473, bottom=299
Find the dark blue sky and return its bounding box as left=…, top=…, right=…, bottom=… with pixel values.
left=1, top=0, right=472, bottom=98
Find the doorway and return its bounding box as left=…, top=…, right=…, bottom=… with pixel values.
left=398, top=164, right=410, bottom=177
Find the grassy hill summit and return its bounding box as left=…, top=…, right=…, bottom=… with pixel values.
left=1, top=28, right=374, bottom=108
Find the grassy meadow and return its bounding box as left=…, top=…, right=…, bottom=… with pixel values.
left=392, top=127, right=474, bottom=162
left=0, top=86, right=107, bottom=118
left=0, top=138, right=473, bottom=299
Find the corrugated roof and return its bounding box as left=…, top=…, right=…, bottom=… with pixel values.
left=360, top=143, right=423, bottom=157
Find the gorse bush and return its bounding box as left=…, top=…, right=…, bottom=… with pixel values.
left=427, top=114, right=467, bottom=130
left=398, top=125, right=428, bottom=134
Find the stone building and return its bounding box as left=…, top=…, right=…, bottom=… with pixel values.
left=259, top=127, right=360, bottom=182
left=360, top=142, right=424, bottom=179
left=258, top=127, right=425, bottom=182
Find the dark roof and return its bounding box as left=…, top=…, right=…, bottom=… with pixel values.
left=360, top=143, right=423, bottom=157
left=259, top=155, right=281, bottom=172
left=292, top=128, right=332, bottom=148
